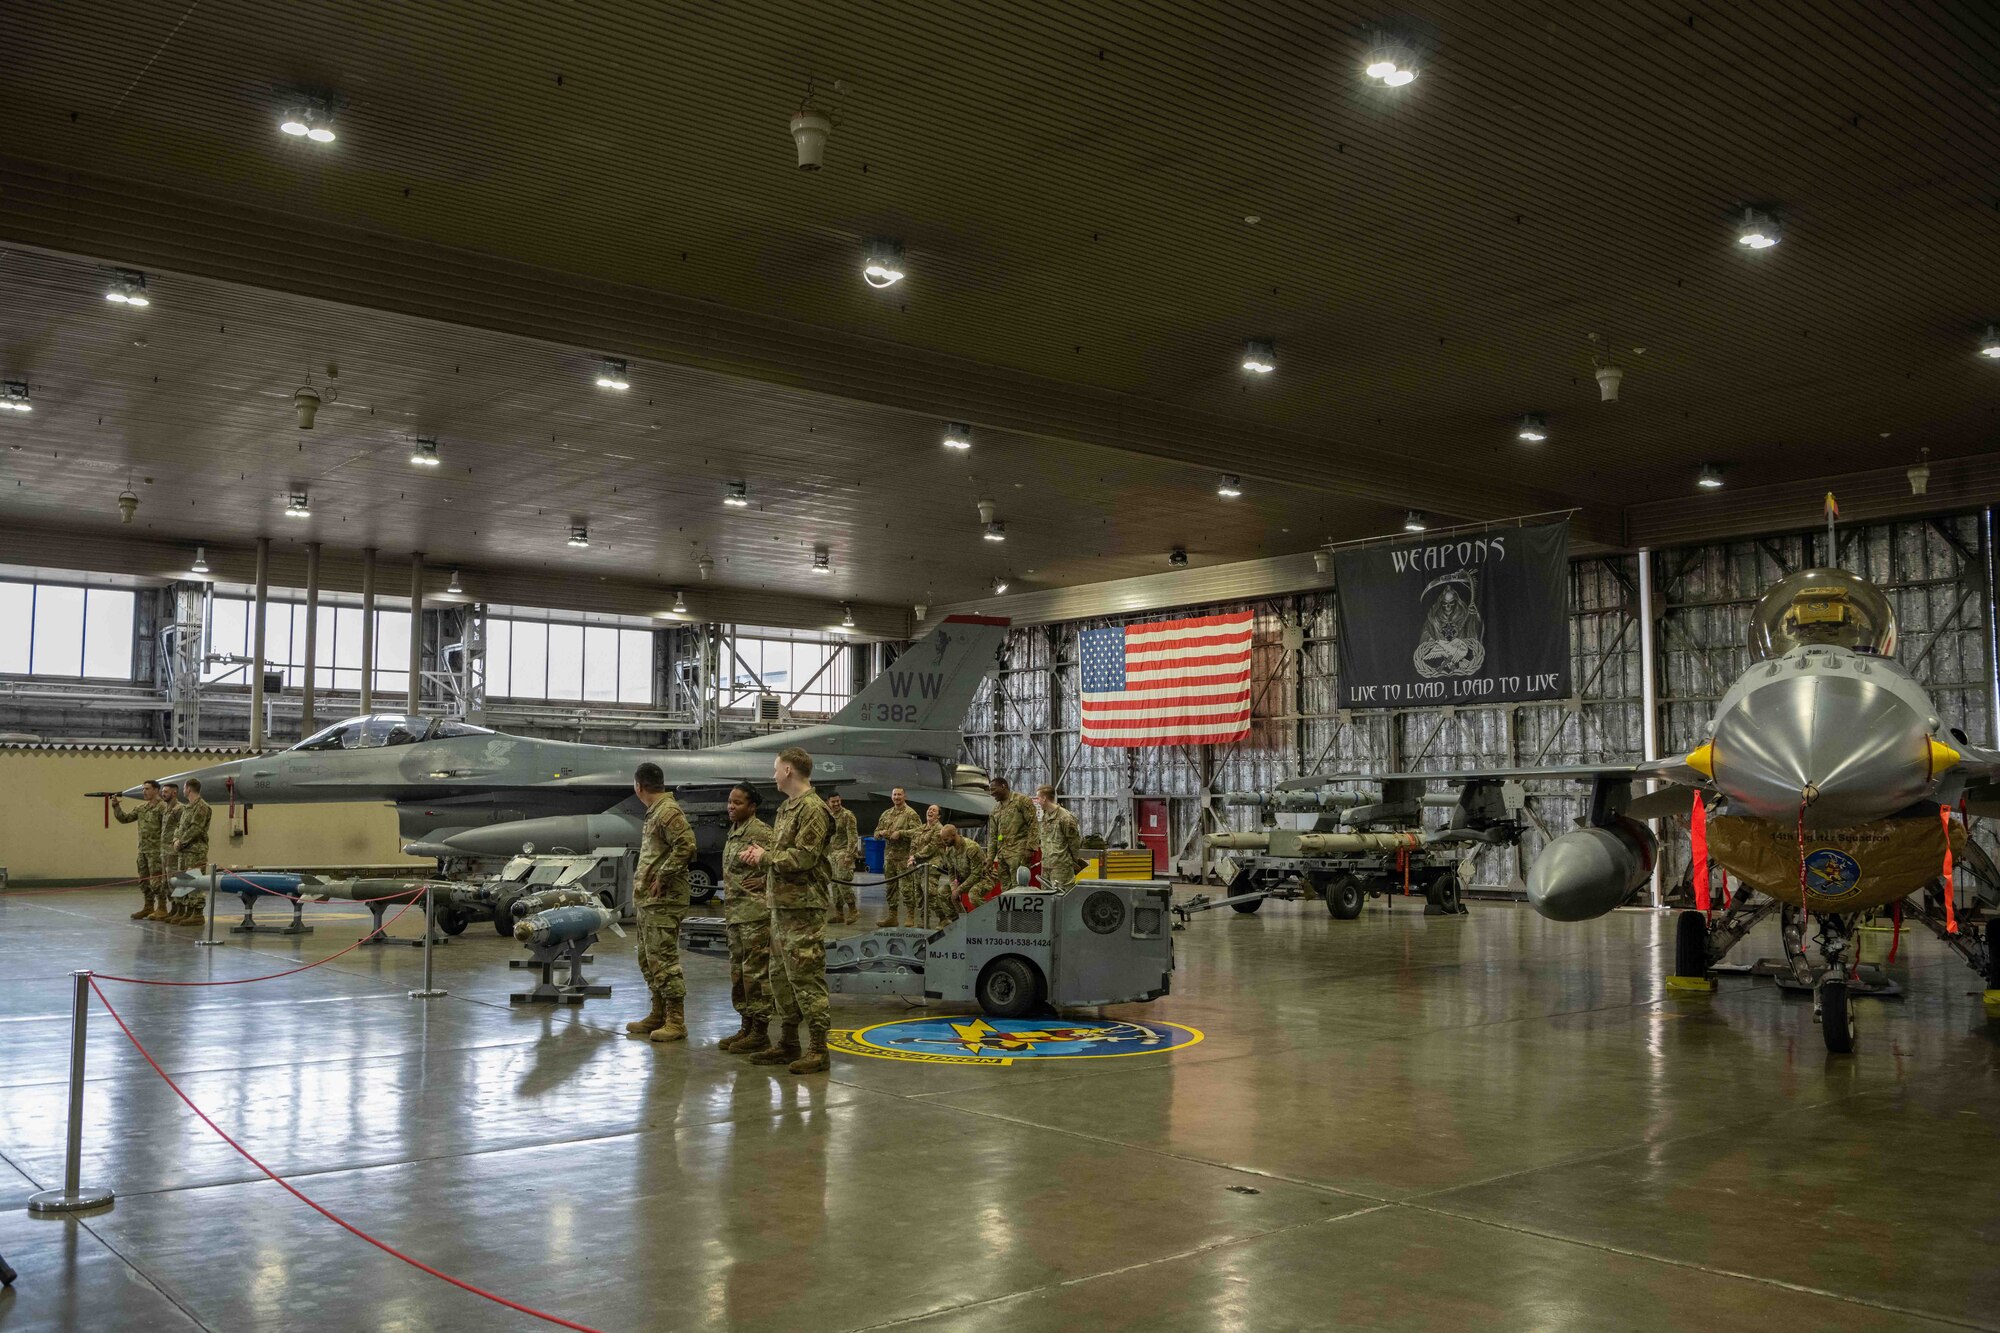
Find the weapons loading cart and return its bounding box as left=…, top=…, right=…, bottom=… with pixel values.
left=1189, top=777, right=1533, bottom=922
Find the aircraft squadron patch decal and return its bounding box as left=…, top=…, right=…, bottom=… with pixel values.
left=830, top=1017, right=1204, bottom=1065
left=1803, top=847, right=1864, bottom=899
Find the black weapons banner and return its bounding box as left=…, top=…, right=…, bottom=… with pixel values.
left=1332, top=522, right=1572, bottom=709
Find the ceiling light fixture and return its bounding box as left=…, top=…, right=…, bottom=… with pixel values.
left=279, top=99, right=336, bottom=143
left=1735, top=208, right=1781, bottom=250
left=117, top=490, right=139, bottom=524
left=1241, top=338, right=1276, bottom=374
left=191, top=546, right=211, bottom=575
left=446, top=569, right=463, bottom=594
left=410, top=436, right=441, bottom=467
left=1403, top=510, right=1428, bottom=532
left=1980, top=326, right=2000, bottom=359
left=1364, top=45, right=1418, bottom=86
left=841, top=604, right=855, bottom=628
left=1907, top=448, right=1930, bottom=497
left=284, top=491, right=312, bottom=518
left=1217, top=474, right=1243, bottom=498
left=672, top=589, right=688, bottom=614
left=104, top=270, right=150, bottom=307
left=943, top=421, right=972, bottom=450
left=723, top=480, right=750, bottom=507
left=1696, top=463, right=1725, bottom=490
left=991, top=576, right=1010, bottom=595
left=0, top=381, right=31, bottom=412
left=862, top=238, right=906, bottom=289
left=567, top=524, right=590, bottom=548
left=812, top=546, right=832, bottom=575
left=983, top=521, right=1007, bottom=543
left=697, top=556, right=714, bottom=580
left=1516, top=413, right=1548, bottom=442
left=594, top=357, right=630, bottom=391
left=1169, top=547, right=1189, bottom=568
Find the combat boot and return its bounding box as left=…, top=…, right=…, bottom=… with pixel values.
left=130, top=895, right=154, bottom=920
left=715, top=1016, right=754, bottom=1051
left=875, top=909, right=900, bottom=928
left=625, top=994, right=666, bottom=1036
left=142, top=898, right=172, bottom=921
left=649, top=999, right=687, bottom=1044
left=731, top=1021, right=771, bottom=1056
left=749, top=1021, right=800, bottom=1065
left=789, top=1023, right=831, bottom=1075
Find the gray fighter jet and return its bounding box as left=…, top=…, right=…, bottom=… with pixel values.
left=1266, top=565, right=2000, bottom=1054
left=143, top=615, right=1009, bottom=897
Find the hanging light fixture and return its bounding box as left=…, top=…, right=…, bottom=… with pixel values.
left=279, top=99, right=337, bottom=143
left=191, top=545, right=210, bottom=575
left=1216, top=474, right=1243, bottom=498
left=991, top=576, right=1010, bottom=595
left=1241, top=338, right=1276, bottom=374
left=1363, top=44, right=1419, bottom=86
left=1735, top=208, right=1781, bottom=250
left=1402, top=510, right=1428, bottom=532
left=567, top=524, right=591, bottom=548
left=410, top=436, right=441, bottom=467
left=723, top=480, right=750, bottom=507
left=104, top=270, right=150, bottom=307
left=942, top=421, right=972, bottom=450
left=983, top=522, right=1007, bottom=543
left=841, top=604, right=855, bottom=628
left=1515, top=413, right=1548, bottom=442
left=672, top=589, right=688, bottom=614
left=812, top=546, right=832, bottom=575
left=1697, top=463, right=1725, bottom=490
left=1, top=381, right=33, bottom=412
left=284, top=491, right=312, bottom=518
left=862, top=238, right=906, bottom=288
left=594, top=357, right=630, bottom=390
left=1980, top=326, right=2000, bottom=359
left=447, top=569, right=463, bottom=594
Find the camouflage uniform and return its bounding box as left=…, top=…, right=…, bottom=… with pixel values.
left=158, top=800, right=184, bottom=908
left=1038, top=802, right=1083, bottom=892
left=827, top=805, right=861, bottom=920
left=908, top=817, right=944, bottom=924
left=930, top=835, right=988, bottom=925
left=723, top=813, right=775, bottom=1025
left=112, top=797, right=166, bottom=918
left=171, top=796, right=213, bottom=922
left=634, top=793, right=698, bottom=1003
left=873, top=803, right=922, bottom=921
left=765, top=784, right=833, bottom=1039
left=989, top=792, right=1039, bottom=890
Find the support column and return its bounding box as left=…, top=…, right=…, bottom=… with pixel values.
left=407, top=552, right=425, bottom=714
left=1637, top=548, right=1663, bottom=907
left=359, top=548, right=376, bottom=714
left=249, top=537, right=270, bottom=751
left=301, top=542, right=320, bottom=737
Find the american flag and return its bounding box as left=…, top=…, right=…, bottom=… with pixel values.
left=1080, top=610, right=1255, bottom=747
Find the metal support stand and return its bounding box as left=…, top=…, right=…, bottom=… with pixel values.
left=509, top=934, right=610, bottom=1005
left=363, top=893, right=443, bottom=948
left=408, top=885, right=447, bottom=999
left=230, top=889, right=313, bottom=936
left=194, top=865, right=222, bottom=947
left=28, top=971, right=115, bottom=1214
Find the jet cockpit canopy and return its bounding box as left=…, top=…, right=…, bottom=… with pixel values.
left=291, top=715, right=493, bottom=752
left=1747, top=567, right=1898, bottom=662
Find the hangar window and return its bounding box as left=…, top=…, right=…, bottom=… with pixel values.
left=485, top=614, right=654, bottom=705
left=202, top=597, right=412, bottom=696
left=724, top=627, right=853, bottom=718
left=0, top=580, right=136, bottom=680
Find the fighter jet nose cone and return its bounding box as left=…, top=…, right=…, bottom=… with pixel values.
left=1711, top=664, right=1931, bottom=827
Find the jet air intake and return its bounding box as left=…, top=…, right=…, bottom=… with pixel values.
left=1524, top=817, right=1655, bottom=922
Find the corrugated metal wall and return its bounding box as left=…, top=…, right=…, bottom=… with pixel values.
left=963, top=513, right=1997, bottom=891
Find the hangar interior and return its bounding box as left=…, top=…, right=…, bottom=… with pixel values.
left=4, top=2, right=2000, bottom=1331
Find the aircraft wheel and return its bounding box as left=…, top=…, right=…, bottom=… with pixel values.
left=435, top=904, right=469, bottom=937
left=975, top=955, right=1043, bottom=1019
left=1673, top=910, right=1710, bottom=978
left=492, top=891, right=524, bottom=936
left=1818, top=980, right=1857, bottom=1055
left=688, top=865, right=719, bottom=906
left=1322, top=873, right=1366, bottom=920
left=1425, top=870, right=1463, bottom=915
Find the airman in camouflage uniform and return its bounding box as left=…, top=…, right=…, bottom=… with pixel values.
left=167, top=779, right=214, bottom=924
left=988, top=778, right=1039, bottom=891
left=158, top=783, right=184, bottom=920
left=742, top=746, right=833, bottom=1074
left=930, top=824, right=990, bottom=925
left=1034, top=784, right=1083, bottom=893
left=111, top=780, right=167, bottom=920
left=873, top=787, right=922, bottom=927
left=908, top=804, right=945, bottom=927
left=625, top=763, right=698, bottom=1044
left=717, top=783, right=776, bottom=1055
left=826, top=794, right=861, bottom=925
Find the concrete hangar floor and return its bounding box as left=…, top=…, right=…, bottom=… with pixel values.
left=2, top=882, right=1995, bottom=1332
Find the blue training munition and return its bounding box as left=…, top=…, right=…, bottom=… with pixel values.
left=514, top=903, right=618, bottom=948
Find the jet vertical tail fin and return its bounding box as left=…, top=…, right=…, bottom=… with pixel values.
left=831, top=615, right=1009, bottom=734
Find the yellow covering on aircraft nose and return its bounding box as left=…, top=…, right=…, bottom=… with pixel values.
left=1928, top=738, right=1961, bottom=779
left=1684, top=743, right=1714, bottom=779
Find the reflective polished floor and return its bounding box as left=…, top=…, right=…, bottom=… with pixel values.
left=3, top=881, right=1998, bottom=1332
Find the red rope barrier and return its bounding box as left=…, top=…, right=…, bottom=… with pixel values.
left=86, top=979, right=602, bottom=1332
left=94, top=899, right=423, bottom=987
left=215, top=873, right=433, bottom=905
left=5, top=875, right=152, bottom=895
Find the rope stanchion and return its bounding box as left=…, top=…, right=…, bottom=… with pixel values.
left=95, top=898, right=424, bottom=987
left=86, top=979, right=602, bottom=1332
left=26, top=970, right=115, bottom=1214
